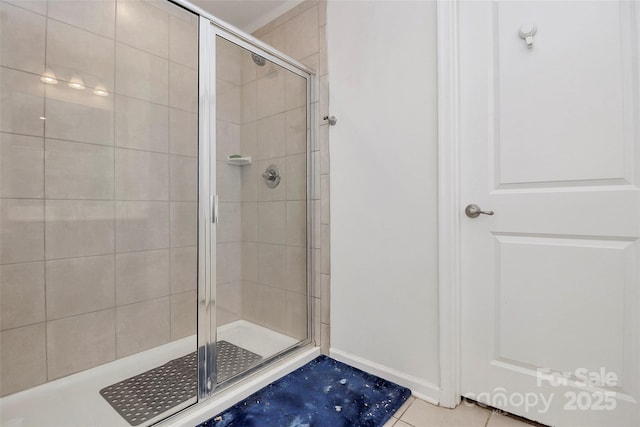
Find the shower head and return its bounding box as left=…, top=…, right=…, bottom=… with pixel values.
left=251, top=53, right=266, bottom=67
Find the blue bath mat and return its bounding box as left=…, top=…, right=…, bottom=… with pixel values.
left=198, top=355, right=411, bottom=427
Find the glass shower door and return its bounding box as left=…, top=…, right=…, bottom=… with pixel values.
left=198, top=29, right=311, bottom=391
left=0, top=1, right=199, bottom=425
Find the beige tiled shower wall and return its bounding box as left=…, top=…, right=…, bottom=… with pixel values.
left=215, top=38, right=244, bottom=326
left=252, top=0, right=330, bottom=353
left=215, top=36, right=309, bottom=342
left=238, top=43, right=308, bottom=342
left=0, top=0, right=199, bottom=396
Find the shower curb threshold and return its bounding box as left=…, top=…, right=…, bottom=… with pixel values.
left=157, top=346, right=321, bottom=427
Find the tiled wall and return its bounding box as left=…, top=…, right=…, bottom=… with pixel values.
left=215, top=37, right=309, bottom=341
left=238, top=43, right=308, bottom=341
left=252, top=0, right=330, bottom=353
left=0, top=0, right=198, bottom=396
left=215, top=39, right=244, bottom=326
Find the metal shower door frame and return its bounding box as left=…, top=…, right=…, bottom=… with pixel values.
left=197, top=15, right=217, bottom=400
left=196, top=14, right=315, bottom=401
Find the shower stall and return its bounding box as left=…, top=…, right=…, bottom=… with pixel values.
left=0, top=0, right=314, bottom=425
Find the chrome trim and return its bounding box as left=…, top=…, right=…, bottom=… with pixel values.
left=197, top=15, right=217, bottom=400
left=261, top=164, right=282, bottom=189
left=211, top=194, right=219, bottom=223
left=214, top=342, right=317, bottom=393
left=193, top=0, right=315, bottom=403
left=306, top=70, right=314, bottom=344
left=170, top=0, right=314, bottom=76
left=323, top=115, right=337, bottom=126
left=210, top=21, right=315, bottom=366
left=211, top=26, right=311, bottom=79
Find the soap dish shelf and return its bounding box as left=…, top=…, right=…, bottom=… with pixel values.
left=226, top=156, right=252, bottom=166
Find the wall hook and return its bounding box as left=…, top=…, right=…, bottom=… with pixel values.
left=519, top=23, right=537, bottom=49
left=323, top=115, right=337, bottom=126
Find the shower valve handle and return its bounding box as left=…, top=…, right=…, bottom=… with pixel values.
left=262, top=170, right=277, bottom=181
left=261, top=165, right=282, bottom=189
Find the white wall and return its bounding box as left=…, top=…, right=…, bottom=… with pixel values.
left=327, top=0, right=440, bottom=401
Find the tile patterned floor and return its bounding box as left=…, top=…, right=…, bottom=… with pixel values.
left=384, top=397, right=541, bottom=427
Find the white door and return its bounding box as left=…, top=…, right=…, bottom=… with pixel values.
left=459, top=1, right=640, bottom=426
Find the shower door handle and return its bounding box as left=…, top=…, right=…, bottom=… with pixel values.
left=210, top=195, right=219, bottom=224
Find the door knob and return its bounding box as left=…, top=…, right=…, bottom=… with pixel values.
left=465, top=204, right=494, bottom=218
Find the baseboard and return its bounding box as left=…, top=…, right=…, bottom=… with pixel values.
left=329, top=348, right=441, bottom=405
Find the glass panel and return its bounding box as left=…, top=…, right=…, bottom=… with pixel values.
left=214, top=36, right=309, bottom=384
left=0, top=1, right=199, bottom=425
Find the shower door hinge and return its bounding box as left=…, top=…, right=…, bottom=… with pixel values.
left=210, top=194, right=219, bottom=224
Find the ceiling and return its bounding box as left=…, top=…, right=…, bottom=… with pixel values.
left=190, top=0, right=303, bottom=33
